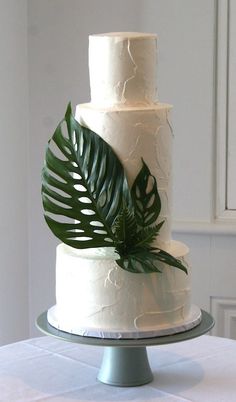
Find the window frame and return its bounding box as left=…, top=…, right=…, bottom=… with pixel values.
left=216, top=0, right=236, bottom=220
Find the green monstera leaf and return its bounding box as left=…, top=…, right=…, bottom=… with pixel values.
left=111, top=160, right=187, bottom=274
left=42, top=103, right=188, bottom=275
left=42, top=103, right=131, bottom=249
left=131, top=159, right=162, bottom=228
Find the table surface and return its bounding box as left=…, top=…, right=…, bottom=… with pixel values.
left=0, top=334, right=236, bottom=401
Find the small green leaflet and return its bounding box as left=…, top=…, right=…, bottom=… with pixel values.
left=42, top=104, right=188, bottom=275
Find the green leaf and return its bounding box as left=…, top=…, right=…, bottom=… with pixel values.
left=131, top=159, right=162, bottom=228
left=116, top=247, right=188, bottom=274
left=116, top=249, right=163, bottom=274
left=153, top=249, right=188, bottom=274
left=42, top=103, right=131, bottom=249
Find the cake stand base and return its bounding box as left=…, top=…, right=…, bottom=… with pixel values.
left=98, top=346, right=153, bottom=386
left=36, top=310, right=214, bottom=387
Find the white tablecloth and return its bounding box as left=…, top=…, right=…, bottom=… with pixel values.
left=0, top=334, right=235, bottom=401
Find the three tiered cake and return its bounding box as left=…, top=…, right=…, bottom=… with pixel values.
left=44, top=32, right=201, bottom=339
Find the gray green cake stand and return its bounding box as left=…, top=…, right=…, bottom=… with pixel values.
left=36, top=310, right=214, bottom=387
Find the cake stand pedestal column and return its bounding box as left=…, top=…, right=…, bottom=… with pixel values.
left=97, top=346, right=153, bottom=386
left=36, top=310, right=214, bottom=387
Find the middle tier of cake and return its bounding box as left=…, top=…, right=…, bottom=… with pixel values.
left=76, top=103, right=172, bottom=248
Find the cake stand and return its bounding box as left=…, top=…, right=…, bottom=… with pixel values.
left=36, top=310, right=214, bottom=387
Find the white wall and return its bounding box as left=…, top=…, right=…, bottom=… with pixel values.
left=0, top=0, right=29, bottom=344
left=1, top=0, right=234, bottom=343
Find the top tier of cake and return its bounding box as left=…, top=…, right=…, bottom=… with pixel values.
left=89, top=32, right=157, bottom=107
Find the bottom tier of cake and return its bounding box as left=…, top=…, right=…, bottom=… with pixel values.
left=47, top=242, right=202, bottom=339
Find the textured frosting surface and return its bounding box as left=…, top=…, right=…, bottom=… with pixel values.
left=47, top=243, right=202, bottom=338
left=76, top=103, right=172, bottom=247
left=89, top=32, right=157, bottom=106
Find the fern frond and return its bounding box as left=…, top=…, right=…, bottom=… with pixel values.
left=112, top=204, right=137, bottom=254
left=135, top=221, right=165, bottom=248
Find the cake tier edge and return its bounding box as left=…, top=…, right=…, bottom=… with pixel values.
left=47, top=304, right=202, bottom=339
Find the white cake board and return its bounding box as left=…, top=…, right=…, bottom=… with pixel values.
left=47, top=304, right=202, bottom=339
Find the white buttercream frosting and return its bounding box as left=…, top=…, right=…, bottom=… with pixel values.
left=89, top=32, right=158, bottom=106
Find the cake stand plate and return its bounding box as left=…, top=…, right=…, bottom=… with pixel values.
left=36, top=310, right=214, bottom=387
